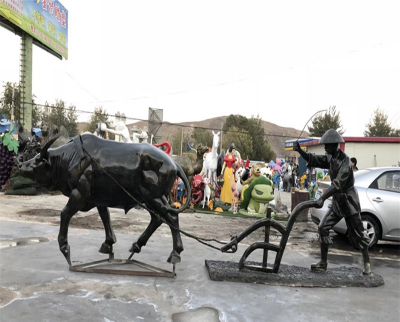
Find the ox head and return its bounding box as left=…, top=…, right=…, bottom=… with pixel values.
left=18, top=135, right=59, bottom=186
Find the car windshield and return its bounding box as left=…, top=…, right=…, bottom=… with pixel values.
left=354, top=169, right=370, bottom=179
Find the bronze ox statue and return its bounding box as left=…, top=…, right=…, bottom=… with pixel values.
left=19, top=133, right=191, bottom=266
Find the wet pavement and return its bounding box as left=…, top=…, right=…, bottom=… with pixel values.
left=0, top=192, right=399, bottom=322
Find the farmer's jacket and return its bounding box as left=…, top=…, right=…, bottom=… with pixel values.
left=302, top=149, right=360, bottom=217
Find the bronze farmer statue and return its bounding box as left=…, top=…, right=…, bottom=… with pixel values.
left=294, top=129, right=372, bottom=275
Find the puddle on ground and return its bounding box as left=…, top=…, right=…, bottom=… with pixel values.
left=0, top=287, right=17, bottom=307
left=172, top=307, right=220, bottom=322
left=17, top=209, right=60, bottom=217
left=0, top=237, right=49, bottom=249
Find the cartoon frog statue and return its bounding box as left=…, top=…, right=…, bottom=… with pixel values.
left=240, top=163, right=274, bottom=216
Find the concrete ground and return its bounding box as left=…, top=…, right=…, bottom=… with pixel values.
left=0, top=192, right=399, bottom=322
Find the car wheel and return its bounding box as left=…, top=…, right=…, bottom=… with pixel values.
left=348, top=214, right=380, bottom=249
left=361, top=214, right=380, bottom=248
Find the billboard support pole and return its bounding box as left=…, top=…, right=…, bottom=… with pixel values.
left=19, top=33, right=33, bottom=131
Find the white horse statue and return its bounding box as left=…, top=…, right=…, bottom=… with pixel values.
left=97, top=122, right=132, bottom=143
left=201, top=130, right=220, bottom=185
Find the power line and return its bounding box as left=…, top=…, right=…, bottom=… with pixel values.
left=21, top=100, right=303, bottom=140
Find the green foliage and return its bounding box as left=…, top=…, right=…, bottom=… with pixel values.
left=0, top=82, right=41, bottom=127
left=222, top=126, right=253, bottom=159
left=0, top=132, right=19, bottom=154
left=308, top=106, right=343, bottom=136
left=364, top=108, right=399, bottom=137
left=223, top=115, right=275, bottom=161
left=170, top=129, right=192, bottom=155
left=87, top=107, right=111, bottom=133
left=65, top=105, right=78, bottom=136
left=391, top=129, right=400, bottom=137
left=115, top=111, right=126, bottom=122
left=191, top=127, right=213, bottom=147
left=41, top=100, right=78, bottom=136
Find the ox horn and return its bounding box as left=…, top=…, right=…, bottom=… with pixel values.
left=40, top=135, right=60, bottom=159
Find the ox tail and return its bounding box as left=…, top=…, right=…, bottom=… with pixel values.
left=168, top=162, right=192, bottom=214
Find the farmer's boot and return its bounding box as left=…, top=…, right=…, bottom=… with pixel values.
left=362, top=247, right=372, bottom=276
left=311, top=243, right=328, bottom=272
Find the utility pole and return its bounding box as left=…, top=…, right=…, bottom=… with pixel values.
left=10, top=87, right=15, bottom=121
left=180, top=127, right=183, bottom=156
left=19, top=34, right=33, bottom=131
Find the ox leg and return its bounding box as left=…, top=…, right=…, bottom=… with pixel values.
left=58, top=191, right=82, bottom=266
left=97, top=206, right=117, bottom=255
left=166, top=213, right=183, bottom=264
left=148, top=197, right=184, bottom=264
left=129, top=214, right=162, bottom=255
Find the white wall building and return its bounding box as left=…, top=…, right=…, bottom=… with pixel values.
left=302, top=137, right=400, bottom=169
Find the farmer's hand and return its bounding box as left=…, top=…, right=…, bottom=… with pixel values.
left=293, top=141, right=302, bottom=153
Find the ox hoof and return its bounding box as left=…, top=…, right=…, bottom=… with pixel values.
left=60, top=244, right=71, bottom=266
left=167, top=251, right=181, bottom=264
left=99, top=242, right=113, bottom=254
left=129, top=243, right=141, bottom=254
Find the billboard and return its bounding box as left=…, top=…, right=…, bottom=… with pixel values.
left=0, top=0, right=68, bottom=59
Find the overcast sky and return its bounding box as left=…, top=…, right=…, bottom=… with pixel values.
left=1, top=0, right=400, bottom=136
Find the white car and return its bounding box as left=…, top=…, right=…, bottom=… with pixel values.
left=310, top=167, right=400, bottom=248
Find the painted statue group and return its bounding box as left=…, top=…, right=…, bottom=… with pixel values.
left=17, top=125, right=372, bottom=275
left=171, top=131, right=277, bottom=216
left=172, top=131, right=309, bottom=216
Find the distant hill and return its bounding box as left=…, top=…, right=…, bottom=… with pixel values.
left=126, top=115, right=307, bottom=157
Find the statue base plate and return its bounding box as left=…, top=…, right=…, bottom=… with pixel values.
left=70, top=258, right=175, bottom=278
left=205, top=260, right=384, bottom=288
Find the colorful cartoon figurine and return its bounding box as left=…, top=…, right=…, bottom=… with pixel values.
left=191, top=174, right=205, bottom=206
left=240, top=176, right=274, bottom=216
left=220, top=144, right=237, bottom=204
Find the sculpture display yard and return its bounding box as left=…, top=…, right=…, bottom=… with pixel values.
left=18, top=134, right=384, bottom=287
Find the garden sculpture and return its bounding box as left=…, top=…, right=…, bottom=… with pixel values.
left=191, top=174, right=205, bottom=206
left=201, top=177, right=211, bottom=209
left=294, top=128, right=372, bottom=275
left=240, top=176, right=274, bottom=216
left=19, top=133, right=191, bottom=266
left=98, top=122, right=131, bottom=143
left=173, top=144, right=209, bottom=183
left=202, top=131, right=220, bottom=185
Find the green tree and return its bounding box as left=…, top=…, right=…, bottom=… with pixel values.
left=87, top=107, right=111, bottom=133
left=170, top=128, right=192, bottom=155
left=65, top=105, right=78, bottom=136
left=222, top=126, right=253, bottom=160
left=223, top=115, right=275, bottom=161
left=191, top=127, right=213, bottom=147
left=41, top=100, right=78, bottom=136
left=308, top=106, right=343, bottom=136
left=391, top=129, right=400, bottom=137
left=364, top=108, right=398, bottom=137
left=0, top=82, right=41, bottom=127
left=115, top=111, right=126, bottom=123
